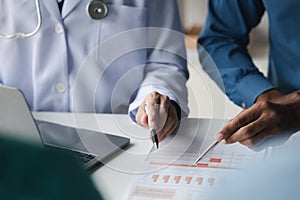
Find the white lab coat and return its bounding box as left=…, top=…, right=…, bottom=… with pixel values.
left=0, top=0, right=189, bottom=120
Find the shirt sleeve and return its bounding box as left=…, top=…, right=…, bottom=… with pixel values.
left=129, top=0, right=189, bottom=122
left=198, top=0, right=275, bottom=108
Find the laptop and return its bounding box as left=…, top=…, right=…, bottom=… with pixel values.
left=0, top=85, right=130, bottom=170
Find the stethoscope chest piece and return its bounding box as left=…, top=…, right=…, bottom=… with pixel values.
left=87, top=0, right=108, bottom=20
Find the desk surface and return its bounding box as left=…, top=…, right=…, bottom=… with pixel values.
left=33, top=112, right=228, bottom=200
left=33, top=112, right=153, bottom=200
left=32, top=112, right=300, bottom=200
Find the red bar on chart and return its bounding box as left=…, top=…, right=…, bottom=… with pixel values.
left=174, top=176, right=181, bottom=184
left=196, top=177, right=204, bottom=185
left=207, top=178, right=215, bottom=186
left=163, top=175, right=170, bottom=183
left=196, top=163, right=209, bottom=167
left=152, top=175, right=159, bottom=182
left=210, top=158, right=222, bottom=163
left=185, top=176, right=192, bottom=184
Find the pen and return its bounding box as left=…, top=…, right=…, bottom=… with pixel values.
left=144, top=104, right=159, bottom=149
left=194, top=140, right=219, bottom=164
left=150, top=128, right=159, bottom=149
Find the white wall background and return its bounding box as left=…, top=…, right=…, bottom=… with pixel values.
left=178, top=0, right=207, bottom=30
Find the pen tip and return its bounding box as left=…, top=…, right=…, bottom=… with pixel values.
left=153, top=141, right=159, bottom=149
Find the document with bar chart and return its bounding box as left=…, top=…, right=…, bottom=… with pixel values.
left=127, top=119, right=266, bottom=200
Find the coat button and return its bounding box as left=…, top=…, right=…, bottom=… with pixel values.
left=242, top=102, right=247, bottom=108
left=55, top=23, right=63, bottom=34
left=56, top=83, right=66, bottom=93
left=87, top=1, right=108, bottom=20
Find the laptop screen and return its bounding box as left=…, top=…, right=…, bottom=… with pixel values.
left=0, top=86, right=42, bottom=145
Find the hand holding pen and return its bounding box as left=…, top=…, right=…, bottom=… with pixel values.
left=144, top=104, right=159, bottom=148
left=135, top=91, right=180, bottom=148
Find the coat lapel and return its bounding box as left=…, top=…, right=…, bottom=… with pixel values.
left=41, top=0, right=81, bottom=21
left=41, top=0, right=62, bottom=22
left=61, top=0, right=81, bottom=19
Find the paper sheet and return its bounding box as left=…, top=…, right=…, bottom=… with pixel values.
left=126, top=119, right=266, bottom=200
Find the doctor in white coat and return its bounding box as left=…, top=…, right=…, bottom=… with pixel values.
left=0, top=0, right=189, bottom=142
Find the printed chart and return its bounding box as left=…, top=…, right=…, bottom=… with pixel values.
left=127, top=128, right=265, bottom=200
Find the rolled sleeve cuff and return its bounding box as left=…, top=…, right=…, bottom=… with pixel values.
left=235, top=73, right=275, bottom=108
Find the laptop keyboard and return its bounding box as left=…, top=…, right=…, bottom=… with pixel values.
left=45, top=144, right=96, bottom=164
left=73, top=151, right=97, bottom=163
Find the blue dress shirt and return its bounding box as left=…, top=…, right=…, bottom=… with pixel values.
left=199, top=0, right=300, bottom=108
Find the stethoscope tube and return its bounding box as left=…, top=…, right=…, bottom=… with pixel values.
left=0, top=0, right=42, bottom=39
left=0, top=0, right=108, bottom=39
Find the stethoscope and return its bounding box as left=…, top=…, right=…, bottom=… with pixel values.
left=0, top=0, right=108, bottom=39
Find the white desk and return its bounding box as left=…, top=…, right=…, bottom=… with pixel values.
left=33, top=112, right=300, bottom=200
left=33, top=112, right=153, bottom=200
left=33, top=112, right=231, bottom=200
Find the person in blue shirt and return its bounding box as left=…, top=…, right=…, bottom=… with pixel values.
left=0, top=0, right=189, bottom=142
left=198, top=0, right=300, bottom=149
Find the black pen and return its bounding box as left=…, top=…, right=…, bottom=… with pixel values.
left=150, top=128, right=159, bottom=149
left=144, top=104, right=159, bottom=149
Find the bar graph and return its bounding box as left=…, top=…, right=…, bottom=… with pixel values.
left=146, top=173, right=218, bottom=187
